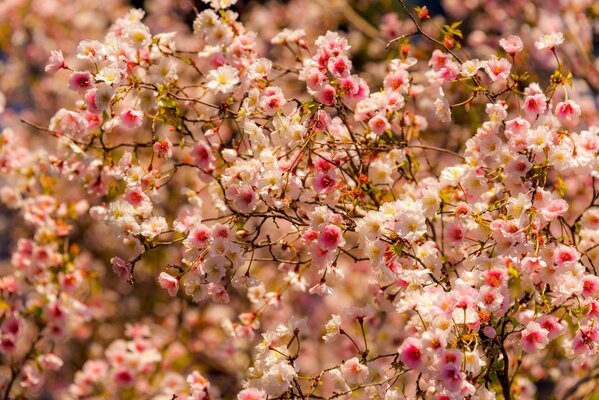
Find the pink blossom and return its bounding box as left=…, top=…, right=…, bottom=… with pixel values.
left=68, top=71, right=94, bottom=92
left=313, top=172, right=337, bottom=193
left=540, top=199, right=568, bottom=221
left=237, top=388, right=267, bottom=400
left=552, top=245, right=580, bottom=266
left=340, top=357, right=369, bottom=385
left=317, top=84, right=337, bottom=106
left=119, top=108, right=144, bottom=129
left=521, top=321, right=549, bottom=353
left=440, top=362, right=464, bottom=392
left=484, top=55, right=512, bottom=81
left=535, top=32, right=564, bottom=50
left=555, top=100, right=581, bottom=124
left=158, top=272, right=179, bottom=297
left=499, top=35, right=523, bottom=55
left=327, top=56, right=352, bottom=78
left=398, top=338, right=424, bottom=370
left=523, top=94, right=547, bottom=115
left=111, top=257, right=132, bottom=280
left=317, top=224, right=344, bottom=250
left=192, top=142, right=213, bottom=170
left=39, top=354, right=64, bottom=370
left=114, top=369, right=134, bottom=387
left=45, top=50, right=66, bottom=73
left=368, top=114, right=391, bottom=135
left=153, top=139, right=173, bottom=159
left=187, top=225, right=212, bottom=249
left=483, top=326, right=497, bottom=339
left=582, top=275, right=599, bottom=297
left=572, top=325, right=599, bottom=354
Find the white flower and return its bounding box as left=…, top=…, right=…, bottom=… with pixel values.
left=96, top=66, right=123, bottom=85
left=94, top=85, right=114, bottom=112
left=340, top=357, right=369, bottom=386
left=140, top=216, right=168, bottom=238
left=460, top=59, right=482, bottom=77
left=322, top=314, right=342, bottom=342
left=247, top=58, right=273, bottom=80
left=535, top=32, right=564, bottom=50
left=271, top=28, right=306, bottom=44
left=434, top=97, right=451, bottom=123
left=202, top=0, right=238, bottom=10
left=206, top=65, right=240, bottom=93
left=126, top=22, right=152, bottom=48
left=77, top=40, right=104, bottom=62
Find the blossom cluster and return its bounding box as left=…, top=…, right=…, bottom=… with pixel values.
left=0, top=0, right=599, bottom=399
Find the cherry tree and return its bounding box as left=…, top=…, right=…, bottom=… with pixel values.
left=0, top=0, right=599, bottom=399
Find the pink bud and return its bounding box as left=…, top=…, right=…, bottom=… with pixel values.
left=158, top=272, right=179, bottom=297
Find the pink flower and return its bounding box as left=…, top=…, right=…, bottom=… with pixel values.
left=537, top=316, right=565, bottom=340
left=158, top=272, right=179, bottom=297
left=207, top=283, right=229, bottom=303
left=230, top=185, right=258, bottom=213
left=114, top=369, right=135, bottom=387
left=317, top=84, right=337, bottom=106
left=445, top=222, right=464, bottom=244
left=438, top=62, right=460, bottom=82
left=45, top=50, right=66, bottom=73
left=187, top=370, right=210, bottom=390
left=384, top=70, right=409, bottom=93
left=523, top=94, right=547, bottom=115
left=478, top=285, right=503, bottom=312
left=192, top=142, right=213, bottom=170
left=485, top=269, right=507, bottom=288
left=340, top=357, right=369, bottom=385
left=68, top=71, right=94, bottom=92
left=153, top=139, right=173, bottom=159
left=187, top=225, right=212, bottom=249
left=505, top=117, right=530, bottom=139
left=327, top=56, right=352, bottom=78
left=540, top=199, right=568, bottom=221
left=440, top=362, right=464, bottom=392
left=552, top=245, right=579, bottom=266
left=2, top=316, right=21, bottom=336
left=313, top=172, right=337, bottom=193
left=535, top=32, right=564, bottom=50
left=0, top=335, right=16, bottom=353
left=368, top=114, right=391, bottom=136
left=483, top=326, right=497, bottom=339
left=20, top=365, right=41, bottom=389
left=125, top=187, right=149, bottom=207
left=555, top=100, right=581, bottom=124
left=317, top=224, right=344, bottom=250
left=84, top=89, right=100, bottom=114
left=484, top=55, right=512, bottom=82
left=237, top=388, right=266, bottom=400
left=521, top=321, right=549, bottom=353
left=499, top=35, right=523, bottom=55
left=111, top=257, right=132, bottom=280
left=39, top=353, right=64, bottom=370
left=260, top=87, right=286, bottom=115
left=398, top=338, right=424, bottom=370
left=572, top=325, right=599, bottom=354
left=311, top=110, right=331, bottom=132
left=315, top=30, right=349, bottom=57
left=119, top=108, right=144, bottom=129
left=582, top=275, right=599, bottom=297
left=429, top=49, right=450, bottom=71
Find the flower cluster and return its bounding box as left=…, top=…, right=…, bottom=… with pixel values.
left=0, top=0, right=599, bottom=399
